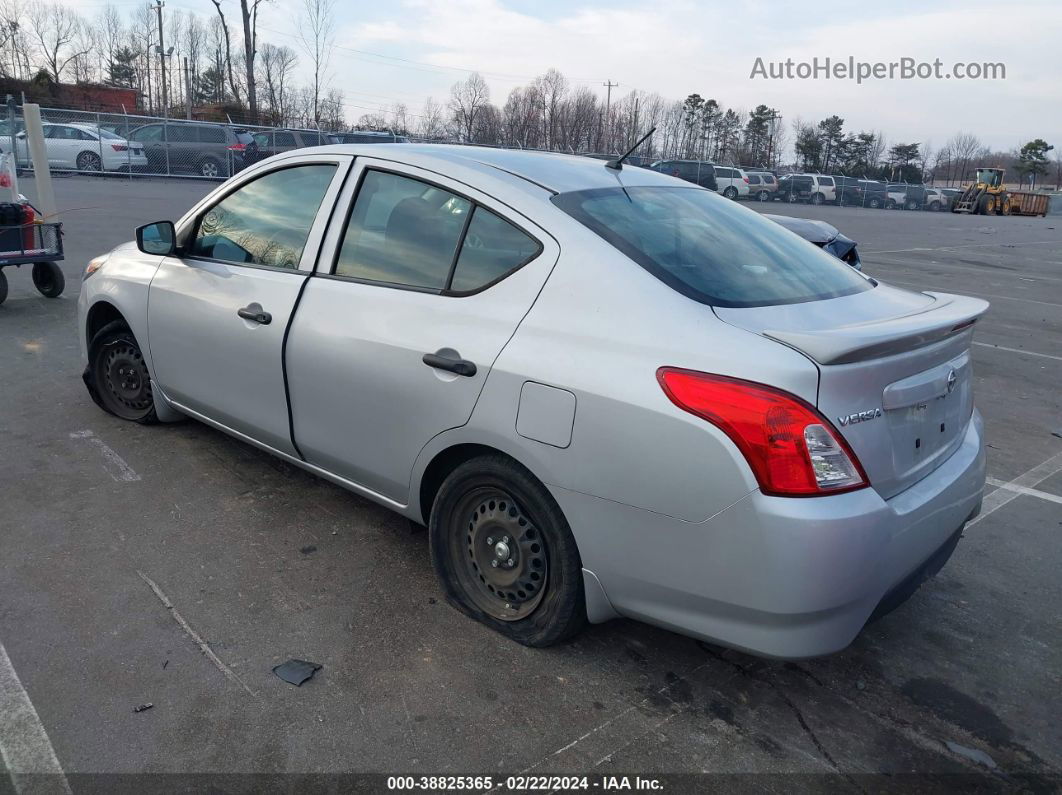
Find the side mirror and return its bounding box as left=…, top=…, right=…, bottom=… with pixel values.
left=136, top=220, right=177, bottom=256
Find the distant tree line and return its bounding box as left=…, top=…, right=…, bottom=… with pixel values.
left=0, top=2, right=1056, bottom=186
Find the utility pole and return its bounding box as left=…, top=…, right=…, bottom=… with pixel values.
left=183, top=56, right=192, bottom=119
left=153, top=1, right=168, bottom=118
left=603, top=80, right=618, bottom=152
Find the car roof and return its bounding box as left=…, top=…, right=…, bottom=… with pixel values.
left=314, top=144, right=685, bottom=194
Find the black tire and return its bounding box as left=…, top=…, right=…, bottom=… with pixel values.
left=87, top=320, right=158, bottom=423
left=31, top=262, right=65, bottom=298
left=868, top=197, right=882, bottom=209
left=0, top=269, right=7, bottom=306
left=723, top=186, right=738, bottom=199
left=200, top=157, right=223, bottom=179
left=928, top=201, right=941, bottom=212
left=756, top=190, right=770, bottom=202
left=429, top=455, right=586, bottom=647
left=978, top=195, right=993, bottom=215
left=811, top=192, right=824, bottom=205
left=885, top=199, right=896, bottom=210
left=905, top=200, right=920, bottom=211
left=77, top=151, right=103, bottom=172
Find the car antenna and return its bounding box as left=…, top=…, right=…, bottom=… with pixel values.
left=605, top=127, right=656, bottom=171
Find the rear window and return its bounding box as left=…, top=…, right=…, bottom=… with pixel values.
left=234, top=130, right=255, bottom=146
left=747, top=174, right=761, bottom=185
left=551, top=187, right=872, bottom=308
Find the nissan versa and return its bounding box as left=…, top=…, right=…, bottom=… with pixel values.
left=77, top=145, right=988, bottom=658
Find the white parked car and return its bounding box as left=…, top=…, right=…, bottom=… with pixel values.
left=784, top=174, right=837, bottom=204
left=6, top=123, right=147, bottom=172
left=713, top=166, right=750, bottom=199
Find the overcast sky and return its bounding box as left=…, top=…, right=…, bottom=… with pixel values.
left=154, top=0, right=1058, bottom=150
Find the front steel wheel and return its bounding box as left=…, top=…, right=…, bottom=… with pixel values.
left=88, top=322, right=158, bottom=423
left=429, top=455, right=585, bottom=646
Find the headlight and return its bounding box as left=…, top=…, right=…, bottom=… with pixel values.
left=84, top=253, right=109, bottom=280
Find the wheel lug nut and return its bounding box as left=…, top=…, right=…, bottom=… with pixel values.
left=486, top=536, right=494, bottom=545
left=506, top=558, right=514, bottom=567
left=491, top=560, right=499, bottom=568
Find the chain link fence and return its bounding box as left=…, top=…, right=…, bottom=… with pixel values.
left=1, top=105, right=1055, bottom=217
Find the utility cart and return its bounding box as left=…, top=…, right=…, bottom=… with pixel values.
left=0, top=203, right=65, bottom=306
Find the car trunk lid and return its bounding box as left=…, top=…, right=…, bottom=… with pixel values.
left=714, top=285, right=989, bottom=499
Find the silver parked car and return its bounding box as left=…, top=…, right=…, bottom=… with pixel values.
left=78, top=146, right=988, bottom=657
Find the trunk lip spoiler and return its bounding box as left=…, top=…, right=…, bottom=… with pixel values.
left=762, top=291, right=990, bottom=365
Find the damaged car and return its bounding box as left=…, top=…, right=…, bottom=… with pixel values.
left=764, top=214, right=862, bottom=270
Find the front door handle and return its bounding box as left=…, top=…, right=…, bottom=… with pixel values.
left=422, top=350, right=477, bottom=377
left=237, top=306, right=272, bottom=325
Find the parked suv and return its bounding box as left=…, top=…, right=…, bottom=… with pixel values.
left=714, top=166, right=750, bottom=199
left=745, top=172, right=777, bottom=201
left=784, top=174, right=836, bottom=204
left=647, top=159, right=717, bottom=191
left=128, top=122, right=257, bottom=178
left=858, top=180, right=888, bottom=208
left=776, top=174, right=815, bottom=202
left=249, top=128, right=336, bottom=163
left=832, top=176, right=865, bottom=206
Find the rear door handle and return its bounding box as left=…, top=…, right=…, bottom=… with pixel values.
left=422, top=351, right=477, bottom=377
left=237, top=306, right=272, bottom=325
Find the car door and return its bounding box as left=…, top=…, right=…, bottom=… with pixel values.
left=147, top=154, right=351, bottom=454
left=285, top=159, right=560, bottom=505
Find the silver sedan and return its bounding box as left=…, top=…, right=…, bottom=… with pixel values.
left=78, top=145, right=987, bottom=657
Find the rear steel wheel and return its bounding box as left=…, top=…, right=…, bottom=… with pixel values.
left=429, top=455, right=585, bottom=646
left=453, top=488, right=548, bottom=621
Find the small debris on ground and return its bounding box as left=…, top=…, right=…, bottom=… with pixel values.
left=945, top=740, right=997, bottom=769
left=273, top=659, right=322, bottom=686
left=162, top=660, right=168, bottom=669
left=133, top=703, right=154, bottom=713
left=300, top=545, right=317, bottom=555
left=427, top=597, right=437, bottom=605
left=856, top=680, right=866, bottom=691
left=1051, top=429, right=1062, bottom=439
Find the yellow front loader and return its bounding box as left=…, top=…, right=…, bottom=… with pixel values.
left=951, top=167, right=1050, bottom=216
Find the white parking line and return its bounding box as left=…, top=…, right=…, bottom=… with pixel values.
left=863, top=239, right=1060, bottom=255
left=0, top=641, right=71, bottom=794
left=69, top=430, right=140, bottom=482
left=986, top=477, right=1062, bottom=506
left=972, top=342, right=1062, bottom=363
left=970, top=451, right=1062, bottom=526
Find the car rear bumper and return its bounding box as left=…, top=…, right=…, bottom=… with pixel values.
left=555, top=409, right=986, bottom=658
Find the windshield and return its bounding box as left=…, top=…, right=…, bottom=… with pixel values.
left=96, top=128, right=122, bottom=140
left=552, top=187, right=873, bottom=308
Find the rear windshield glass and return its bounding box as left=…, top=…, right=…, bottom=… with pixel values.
left=552, top=187, right=872, bottom=308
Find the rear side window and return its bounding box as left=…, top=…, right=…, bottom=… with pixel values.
left=190, top=164, right=336, bottom=268
left=818, top=177, right=834, bottom=186
left=747, top=175, right=761, bottom=185
left=552, top=187, right=872, bottom=308
left=335, top=170, right=471, bottom=289
left=131, top=125, right=162, bottom=142
left=200, top=126, right=227, bottom=144
left=450, top=208, right=541, bottom=292
left=762, top=175, right=775, bottom=184
left=168, top=125, right=196, bottom=143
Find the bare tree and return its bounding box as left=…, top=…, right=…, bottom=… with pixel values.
left=449, top=72, right=489, bottom=142
left=209, top=0, right=241, bottom=104
left=418, top=96, right=444, bottom=139
left=298, top=0, right=334, bottom=125
left=259, top=42, right=296, bottom=125
left=27, top=2, right=88, bottom=82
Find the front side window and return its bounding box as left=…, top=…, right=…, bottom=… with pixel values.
left=131, top=125, right=162, bottom=142
left=189, top=164, right=336, bottom=268
left=552, top=187, right=872, bottom=308
left=450, top=207, right=541, bottom=292
left=334, top=170, right=471, bottom=289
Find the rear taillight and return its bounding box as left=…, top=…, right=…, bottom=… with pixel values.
left=227, top=143, right=246, bottom=151
left=110, top=144, right=128, bottom=151
left=743, top=176, right=750, bottom=183
left=657, top=368, right=868, bottom=497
